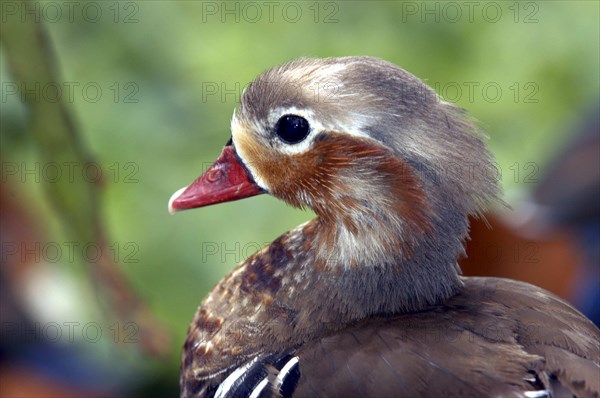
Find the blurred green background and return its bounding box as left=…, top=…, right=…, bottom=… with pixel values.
left=1, top=1, right=598, bottom=397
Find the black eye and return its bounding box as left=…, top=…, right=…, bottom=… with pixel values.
left=275, top=114, right=310, bottom=144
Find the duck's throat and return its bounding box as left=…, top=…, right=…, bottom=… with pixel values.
left=299, top=217, right=464, bottom=315
left=311, top=212, right=419, bottom=270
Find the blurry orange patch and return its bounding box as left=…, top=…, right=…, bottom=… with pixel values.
left=460, top=215, right=582, bottom=300
left=0, top=365, right=110, bottom=398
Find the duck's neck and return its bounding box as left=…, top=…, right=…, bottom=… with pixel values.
left=301, top=213, right=464, bottom=315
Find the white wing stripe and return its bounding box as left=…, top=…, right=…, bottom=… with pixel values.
left=275, top=356, right=300, bottom=388
left=248, top=377, right=269, bottom=398
left=524, top=390, right=549, bottom=398
left=215, top=356, right=260, bottom=398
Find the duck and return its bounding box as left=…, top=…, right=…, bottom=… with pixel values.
left=168, top=56, right=600, bottom=398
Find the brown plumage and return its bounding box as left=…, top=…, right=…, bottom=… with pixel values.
left=169, top=57, right=600, bottom=398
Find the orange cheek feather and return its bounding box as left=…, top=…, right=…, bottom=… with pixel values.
left=236, top=132, right=431, bottom=239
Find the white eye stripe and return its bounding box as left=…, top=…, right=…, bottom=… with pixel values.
left=267, top=107, right=372, bottom=156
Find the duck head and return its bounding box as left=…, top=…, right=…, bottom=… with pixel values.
left=170, top=56, right=500, bottom=272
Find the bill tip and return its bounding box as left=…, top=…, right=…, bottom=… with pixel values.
left=168, top=186, right=188, bottom=215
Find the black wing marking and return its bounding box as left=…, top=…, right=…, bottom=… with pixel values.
left=214, top=352, right=300, bottom=398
